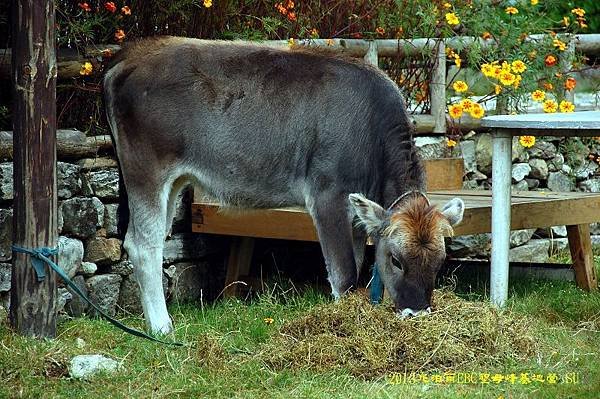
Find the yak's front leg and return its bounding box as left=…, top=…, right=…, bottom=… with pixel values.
left=308, top=190, right=358, bottom=298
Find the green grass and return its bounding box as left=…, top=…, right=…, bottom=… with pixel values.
left=1, top=266, right=600, bottom=398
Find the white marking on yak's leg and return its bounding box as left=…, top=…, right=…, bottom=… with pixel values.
left=124, top=190, right=172, bottom=334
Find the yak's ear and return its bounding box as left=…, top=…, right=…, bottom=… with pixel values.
left=441, top=198, right=465, bottom=226
left=348, top=193, right=386, bottom=236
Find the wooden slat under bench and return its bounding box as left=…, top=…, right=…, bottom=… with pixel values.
left=191, top=190, right=600, bottom=240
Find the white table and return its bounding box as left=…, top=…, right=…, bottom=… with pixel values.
left=481, top=111, right=600, bottom=307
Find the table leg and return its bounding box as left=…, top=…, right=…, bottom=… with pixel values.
left=491, top=130, right=512, bottom=307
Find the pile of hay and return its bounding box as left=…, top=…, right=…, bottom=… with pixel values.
left=260, top=290, right=540, bottom=377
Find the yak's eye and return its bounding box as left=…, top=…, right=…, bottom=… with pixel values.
left=391, top=255, right=403, bottom=270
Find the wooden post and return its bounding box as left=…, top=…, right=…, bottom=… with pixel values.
left=430, top=40, right=446, bottom=134
left=10, top=0, right=58, bottom=337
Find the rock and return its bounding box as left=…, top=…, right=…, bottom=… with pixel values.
left=510, top=229, right=535, bottom=248
left=547, top=172, right=575, bottom=192
left=79, top=261, right=97, bottom=276
left=104, top=204, right=119, bottom=237
left=578, top=178, right=600, bottom=192
left=591, top=236, right=600, bottom=246
left=84, top=237, right=122, bottom=266
left=60, top=197, right=104, bottom=239
left=168, top=261, right=210, bottom=302
left=414, top=136, right=446, bottom=160
left=57, top=236, right=84, bottom=279
left=459, top=140, right=477, bottom=173
left=447, top=234, right=491, bottom=258
left=84, top=169, right=120, bottom=200
left=57, top=288, right=73, bottom=313
left=65, top=275, right=89, bottom=317
left=512, top=180, right=529, bottom=191
left=536, top=225, right=568, bottom=238
left=462, top=180, right=479, bottom=190
left=547, top=154, right=564, bottom=172
left=69, top=354, right=120, bottom=379
left=468, top=170, right=488, bottom=181
left=525, top=178, right=540, bottom=190
left=591, top=223, right=600, bottom=235
left=76, top=338, right=86, bottom=349
left=0, top=263, right=10, bottom=292
left=118, top=275, right=143, bottom=314
left=527, top=141, right=557, bottom=159
left=163, top=234, right=223, bottom=264
left=57, top=162, right=83, bottom=199
left=0, top=163, right=13, bottom=200
left=574, top=160, right=598, bottom=180
left=111, top=259, right=134, bottom=275
left=78, top=157, right=119, bottom=171
left=475, top=134, right=493, bottom=175
left=511, top=137, right=527, bottom=162
left=561, top=164, right=572, bottom=175
left=528, top=158, right=549, bottom=180
left=516, top=149, right=529, bottom=163
left=0, top=209, right=12, bottom=261
left=86, top=274, right=123, bottom=317
left=509, top=240, right=550, bottom=263
left=548, top=238, right=569, bottom=255
left=511, top=163, right=531, bottom=182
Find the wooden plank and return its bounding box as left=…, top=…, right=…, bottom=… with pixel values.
left=424, top=158, right=463, bottom=191
left=223, top=237, right=256, bottom=297
left=566, top=224, right=598, bottom=291
left=482, top=111, right=600, bottom=131
left=192, top=192, right=600, bottom=238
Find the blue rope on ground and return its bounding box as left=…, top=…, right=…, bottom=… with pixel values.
left=370, top=263, right=383, bottom=304
left=12, top=245, right=183, bottom=347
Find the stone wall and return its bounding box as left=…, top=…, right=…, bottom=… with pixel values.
left=0, top=130, right=227, bottom=317
left=417, top=133, right=600, bottom=262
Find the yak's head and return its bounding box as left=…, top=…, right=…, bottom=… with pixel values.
left=349, top=191, right=464, bottom=318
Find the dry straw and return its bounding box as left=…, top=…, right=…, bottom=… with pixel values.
left=260, top=290, right=540, bottom=378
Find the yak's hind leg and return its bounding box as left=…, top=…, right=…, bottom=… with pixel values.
left=307, top=190, right=358, bottom=298
left=123, top=186, right=172, bottom=334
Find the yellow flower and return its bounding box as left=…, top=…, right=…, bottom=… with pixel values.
left=511, top=60, right=527, bottom=74
left=452, top=80, right=468, bottom=93
left=443, top=2, right=452, bottom=9
left=326, top=38, right=334, bottom=46
left=543, top=99, right=558, bottom=113
left=531, top=0, right=539, bottom=5
left=571, top=8, right=585, bottom=17
left=447, top=138, right=457, bottom=147
left=454, top=55, right=461, bottom=68
left=494, top=84, right=502, bottom=95
left=288, top=38, right=295, bottom=47
left=559, top=100, right=575, bottom=113
left=469, top=103, right=485, bottom=119
left=505, top=7, right=518, bottom=15
left=481, top=63, right=495, bottom=77
left=79, top=61, right=93, bottom=76
left=519, top=136, right=536, bottom=148
left=563, top=16, right=570, bottom=26
left=460, top=98, right=474, bottom=111
left=445, top=13, right=460, bottom=25
left=203, top=0, right=212, bottom=8
left=501, top=61, right=511, bottom=72
left=448, top=104, right=463, bottom=119
left=264, top=317, right=274, bottom=324
left=531, top=90, right=545, bottom=102
left=513, top=74, right=522, bottom=89
left=499, top=71, right=516, bottom=86
left=553, top=39, right=567, bottom=51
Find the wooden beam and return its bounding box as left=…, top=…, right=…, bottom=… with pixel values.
left=223, top=237, right=256, bottom=298
left=566, top=224, right=598, bottom=291
left=10, top=0, right=58, bottom=337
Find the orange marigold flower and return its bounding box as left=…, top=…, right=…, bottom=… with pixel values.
left=505, top=7, right=518, bottom=15
left=375, top=27, right=385, bottom=36
left=531, top=90, right=545, bottom=102
left=78, top=2, right=91, bottom=12
left=104, top=2, right=117, bottom=13
left=519, top=136, right=536, bottom=148
left=275, top=3, right=287, bottom=15
left=452, top=80, right=468, bottom=93
left=559, top=100, right=575, bottom=113
left=286, top=0, right=295, bottom=9
left=542, top=82, right=553, bottom=90
left=544, top=55, right=557, bottom=67
left=101, top=48, right=113, bottom=58
left=543, top=99, right=558, bottom=113
left=469, top=103, right=485, bottom=119
left=287, top=12, right=296, bottom=21
left=121, top=6, right=131, bottom=15
left=448, top=104, right=463, bottom=119
left=481, top=31, right=492, bottom=40
left=309, top=28, right=319, bottom=38
left=114, top=29, right=126, bottom=42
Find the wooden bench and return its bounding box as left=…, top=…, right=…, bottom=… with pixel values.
left=191, top=159, right=600, bottom=296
